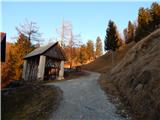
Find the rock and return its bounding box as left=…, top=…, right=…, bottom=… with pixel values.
left=135, top=84, right=143, bottom=91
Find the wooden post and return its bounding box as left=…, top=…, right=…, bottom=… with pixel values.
left=1, top=32, right=6, bottom=62
left=22, top=60, right=27, bottom=80
left=58, top=60, right=64, bottom=80
left=37, top=55, right=46, bottom=80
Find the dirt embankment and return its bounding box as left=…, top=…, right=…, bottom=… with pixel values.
left=83, top=29, right=160, bottom=120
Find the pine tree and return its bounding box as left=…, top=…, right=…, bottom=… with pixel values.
left=104, top=20, right=122, bottom=66
left=95, top=36, right=103, bottom=57
left=104, top=20, right=121, bottom=51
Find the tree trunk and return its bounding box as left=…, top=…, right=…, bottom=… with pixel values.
left=70, top=61, right=72, bottom=69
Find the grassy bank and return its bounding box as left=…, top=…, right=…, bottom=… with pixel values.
left=2, top=83, right=62, bottom=120
left=83, top=29, right=160, bottom=120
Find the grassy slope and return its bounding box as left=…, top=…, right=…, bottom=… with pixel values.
left=2, top=83, right=62, bottom=120
left=109, top=29, right=160, bottom=120
left=82, top=41, right=135, bottom=73
left=83, top=29, right=160, bottom=120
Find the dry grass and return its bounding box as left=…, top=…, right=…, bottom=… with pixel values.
left=83, top=29, right=160, bottom=120
left=109, top=29, right=160, bottom=120
left=82, top=42, right=135, bottom=73
left=1, top=83, right=62, bottom=120
left=99, top=73, right=131, bottom=119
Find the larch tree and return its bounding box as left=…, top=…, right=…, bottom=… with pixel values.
left=57, top=20, right=72, bottom=47
left=123, top=28, right=128, bottom=43
left=95, top=36, right=103, bottom=58
left=1, top=34, right=32, bottom=82
left=16, top=20, right=43, bottom=46
left=150, top=2, right=160, bottom=30
left=86, top=40, right=94, bottom=61
left=60, top=21, right=81, bottom=68
left=127, top=21, right=135, bottom=43
left=68, top=30, right=74, bottom=68
left=77, top=44, right=87, bottom=65
left=1, top=43, right=16, bottom=85
left=134, top=2, right=160, bottom=42
left=135, top=7, right=152, bottom=42
left=12, top=34, right=32, bottom=80
left=124, top=21, right=135, bottom=44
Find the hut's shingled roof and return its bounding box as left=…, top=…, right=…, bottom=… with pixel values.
left=24, top=42, right=66, bottom=60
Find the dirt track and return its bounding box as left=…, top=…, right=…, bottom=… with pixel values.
left=47, top=71, right=128, bottom=120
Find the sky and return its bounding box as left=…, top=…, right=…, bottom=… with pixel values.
left=1, top=0, right=158, bottom=46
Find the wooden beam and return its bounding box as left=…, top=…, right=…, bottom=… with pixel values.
left=1, top=32, right=6, bottom=62
left=22, top=60, right=28, bottom=80
left=58, top=60, right=64, bottom=80
left=37, top=55, right=46, bottom=80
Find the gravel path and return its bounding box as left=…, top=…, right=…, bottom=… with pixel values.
left=47, top=71, right=128, bottom=120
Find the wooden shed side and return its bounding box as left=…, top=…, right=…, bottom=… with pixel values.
left=24, top=56, right=40, bottom=80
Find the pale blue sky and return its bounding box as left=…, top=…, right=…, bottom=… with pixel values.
left=1, top=1, right=157, bottom=45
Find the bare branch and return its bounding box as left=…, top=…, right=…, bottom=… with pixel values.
left=15, top=20, right=43, bottom=44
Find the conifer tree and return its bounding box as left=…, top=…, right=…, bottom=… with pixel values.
left=150, top=2, right=160, bottom=30
left=13, top=34, right=32, bottom=80
left=16, top=20, right=43, bottom=45
left=135, top=7, right=152, bottom=42
left=86, top=40, right=94, bottom=61
left=77, top=45, right=87, bottom=64
left=123, top=28, right=128, bottom=43
left=104, top=20, right=121, bottom=51
left=124, top=21, right=135, bottom=44
left=104, top=20, right=122, bottom=65
left=1, top=44, right=16, bottom=84
left=127, top=21, right=135, bottom=43
left=95, top=36, right=103, bottom=57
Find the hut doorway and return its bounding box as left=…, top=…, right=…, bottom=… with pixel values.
left=44, top=57, right=60, bottom=80
left=44, top=66, right=59, bottom=80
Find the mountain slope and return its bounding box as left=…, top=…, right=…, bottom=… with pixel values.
left=83, top=28, right=160, bottom=120
left=109, top=29, right=160, bottom=120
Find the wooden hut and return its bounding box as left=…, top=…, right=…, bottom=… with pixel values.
left=22, top=42, right=66, bottom=81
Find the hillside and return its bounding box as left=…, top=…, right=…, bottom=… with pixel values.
left=82, top=41, right=135, bottom=73
left=83, top=29, right=160, bottom=120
